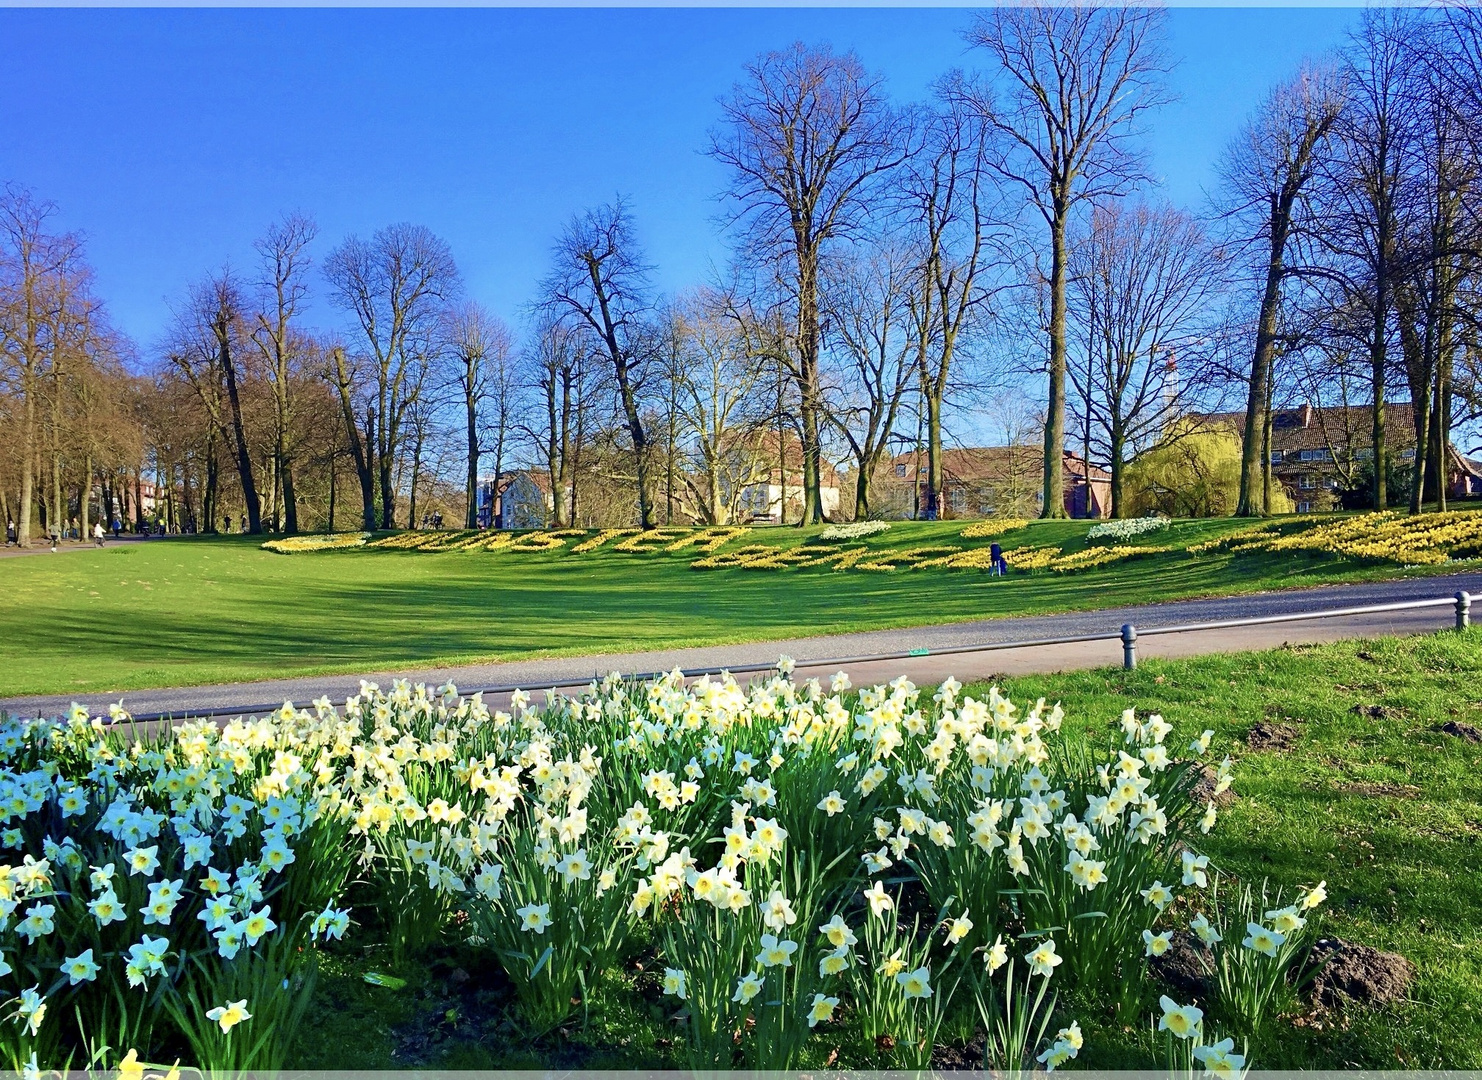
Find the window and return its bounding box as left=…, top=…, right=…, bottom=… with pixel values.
left=1326, top=476, right=1340, bottom=489
left=1356, top=448, right=1374, bottom=460
left=949, top=489, right=966, bottom=512
left=1270, top=451, right=1283, bottom=464
left=1297, top=501, right=1312, bottom=513
left=895, top=463, right=907, bottom=478
left=1299, top=474, right=1316, bottom=489
left=1401, top=448, right=1416, bottom=461
left=1299, top=449, right=1315, bottom=462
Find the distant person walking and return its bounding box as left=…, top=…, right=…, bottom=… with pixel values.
left=94, top=522, right=106, bottom=547
left=112, top=517, right=121, bottom=539
left=5, top=520, right=15, bottom=546
left=990, top=542, right=1008, bottom=576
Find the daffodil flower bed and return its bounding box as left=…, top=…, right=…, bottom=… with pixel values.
left=258, top=533, right=370, bottom=554
left=4, top=666, right=1329, bottom=1073
left=959, top=518, right=1029, bottom=539
left=1187, top=509, right=1482, bottom=566
left=819, top=521, right=893, bottom=540
left=1086, top=516, right=1170, bottom=545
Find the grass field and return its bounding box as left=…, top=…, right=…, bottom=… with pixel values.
left=0, top=518, right=1472, bottom=697
left=291, top=631, right=1482, bottom=1070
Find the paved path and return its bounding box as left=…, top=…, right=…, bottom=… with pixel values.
left=0, top=535, right=161, bottom=558
left=4, top=571, right=1478, bottom=721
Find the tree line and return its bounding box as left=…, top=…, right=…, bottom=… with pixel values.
left=4, top=7, right=1482, bottom=546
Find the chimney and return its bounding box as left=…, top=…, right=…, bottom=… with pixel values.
left=1300, top=403, right=1313, bottom=428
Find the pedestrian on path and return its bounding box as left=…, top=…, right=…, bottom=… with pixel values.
left=5, top=520, right=14, bottom=546
left=94, top=522, right=105, bottom=547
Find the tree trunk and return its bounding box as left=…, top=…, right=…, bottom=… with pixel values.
left=217, top=321, right=262, bottom=533
left=1109, top=429, right=1125, bottom=519
left=465, top=391, right=480, bottom=529
left=17, top=386, right=36, bottom=546
left=1041, top=204, right=1070, bottom=519
left=1371, top=293, right=1388, bottom=513
left=1237, top=225, right=1286, bottom=516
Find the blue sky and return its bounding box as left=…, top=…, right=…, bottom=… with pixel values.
left=0, top=7, right=1360, bottom=354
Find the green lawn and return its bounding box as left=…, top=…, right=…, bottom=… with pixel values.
left=292, top=632, right=1482, bottom=1069
left=0, top=518, right=1470, bottom=697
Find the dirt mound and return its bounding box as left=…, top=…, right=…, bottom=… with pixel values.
left=1351, top=704, right=1392, bottom=719
left=1307, top=937, right=1415, bottom=1008
left=1246, top=721, right=1299, bottom=751
left=1434, top=719, right=1482, bottom=743
left=1150, top=932, right=1214, bottom=997
left=1188, top=765, right=1237, bottom=807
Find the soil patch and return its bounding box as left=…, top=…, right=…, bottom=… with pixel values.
left=1306, top=937, right=1415, bottom=1008
left=1188, top=765, right=1238, bottom=807
left=1150, top=932, right=1214, bottom=997
left=1246, top=721, right=1300, bottom=751
left=1434, top=719, right=1482, bottom=743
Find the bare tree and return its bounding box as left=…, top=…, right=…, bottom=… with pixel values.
left=445, top=302, right=517, bottom=527
left=902, top=88, right=1004, bottom=520
left=959, top=7, right=1171, bottom=518
left=0, top=185, right=90, bottom=545
left=324, top=223, right=460, bottom=529
left=664, top=290, right=771, bottom=525
left=325, top=342, right=378, bottom=530
left=538, top=201, right=656, bottom=527
left=1221, top=67, right=1344, bottom=516
left=165, top=274, right=261, bottom=532
left=710, top=42, right=910, bottom=524
left=824, top=246, right=919, bottom=519
left=522, top=318, right=594, bottom=527
left=1067, top=202, right=1223, bottom=517
left=1308, top=10, right=1422, bottom=511
left=251, top=213, right=317, bottom=534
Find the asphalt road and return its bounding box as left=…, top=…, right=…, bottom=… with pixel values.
left=4, top=570, right=1478, bottom=721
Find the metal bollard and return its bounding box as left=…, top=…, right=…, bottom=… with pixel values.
left=1121, top=623, right=1138, bottom=670
left=1458, top=591, right=1472, bottom=631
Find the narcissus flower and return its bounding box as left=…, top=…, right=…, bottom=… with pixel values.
left=1190, top=913, right=1221, bottom=946
left=819, top=913, right=857, bottom=949
left=662, top=968, right=687, bottom=999
left=1143, top=929, right=1173, bottom=957
left=1193, top=1037, right=1246, bottom=1078
left=945, top=909, right=973, bottom=944
left=1242, top=922, right=1285, bottom=957
left=517, top=903, right=553, bottom=934
left=756, top=933, right=798, bottom=968
left=1157, top=995, right=1203, bottom=1039
left=62, top=949, right=100, bottom=985
left=896, top=965, right=932, bottom=999
left=807, top=992, right=839, bottom=1026
left=1025, top=939, right=1062, bottom=978
left=733, top=972, right=764, bottom=1004
left=863, top=881, right=893, bottom=917
left=1140, top=881, right=1173, bottom=909
left=983, top=935, right=1008, bottom=974
left=206, top=999, right=252, bottom=1034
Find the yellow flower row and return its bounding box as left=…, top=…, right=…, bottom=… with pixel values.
left=260, top=533, right=370, bottom=554
left=359, top=525, right=753, bottom=556
left=958, top=518, right=1029, bottom=539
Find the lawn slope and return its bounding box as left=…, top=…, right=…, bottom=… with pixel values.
left=0, top=518, right=1469, bottom=697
